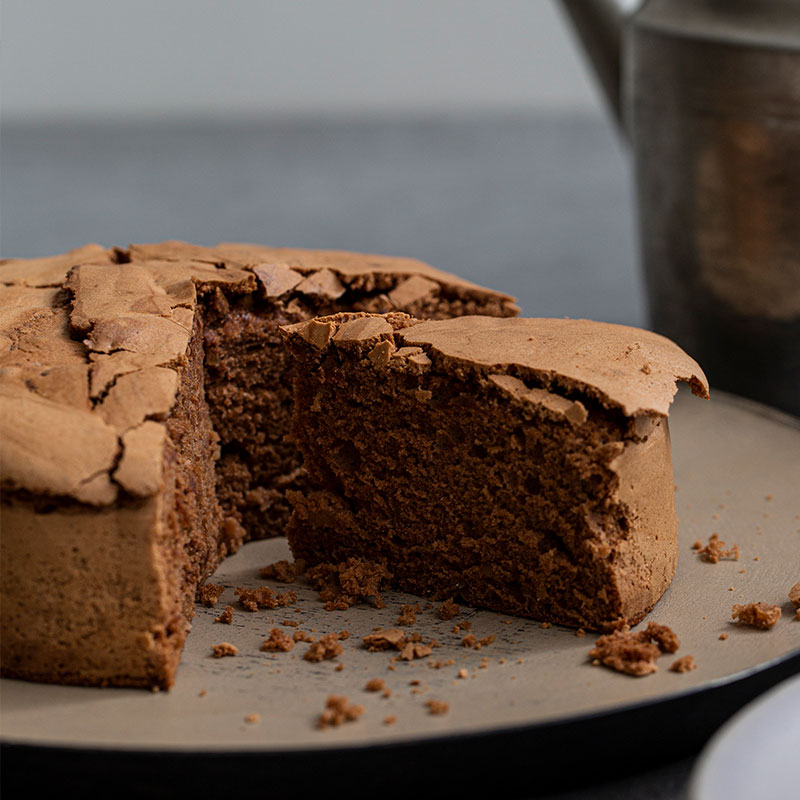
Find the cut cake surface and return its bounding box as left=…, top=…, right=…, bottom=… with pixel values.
left=282, top=313, right=709, bottom=632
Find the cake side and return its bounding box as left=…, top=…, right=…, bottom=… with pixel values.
left=282, top=313, right=708, bottom=631
left=608, top=416, right=680, bottom=624
left=0, top=451, right=188, bottom=689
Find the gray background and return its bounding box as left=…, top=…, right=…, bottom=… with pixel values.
left=1, top=0, right=637, bottom=122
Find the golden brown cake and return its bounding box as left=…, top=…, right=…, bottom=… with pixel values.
left=0, top=241, right=517, bottom=689
left=282, top=313, right=709, bottom=632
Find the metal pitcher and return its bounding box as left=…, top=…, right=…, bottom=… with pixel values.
left=558, top=0, right=800, bottom=416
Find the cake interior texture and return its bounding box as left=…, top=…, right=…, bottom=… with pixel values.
left=283, top=313, right=708, bottom=632
left=0, top=242, right=517, bottom=688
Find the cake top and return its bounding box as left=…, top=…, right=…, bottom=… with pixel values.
left=125, top=240, right=516, bottom=302
left=284, top=313, right=709, bottom=418
left=0, top=241, right=516, bottom=506
left=400, top=316, right=709, bottom=417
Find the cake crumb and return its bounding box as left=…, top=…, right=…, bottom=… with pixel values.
left=275, top=590, right=298, bottom=607
left=719, top=632, right=728, bottom=640
left=461, top=634, right=477, bottom=648
left=540, top=622, right=552, bottom=630
left=258, top=560, right=297, bottom=583
left=588, top=623, right=679, bottom=677
left=211, top=642, right=238, bottom=658
left=576, top=628, right=586, bottom=638
left=383, top=715, right=397, bottom=726
left=199, top=583, right=226, bottom=607
left=425, top=699, right=449, bottom=715
left=293, top=630, right=314, bottom=643
left=282, top=619, right=299, bottom=627
left=235, top=586, right=278, bottom=611
left=670, top=655, right=697, bottom=673
left=317, top=695, right=364, bottom=729
left=362, top=628, right=407, bottom=651
left=397, top=604, right=420, bottom=626
left=261, top=628, right=295, bottom=653
left=365, top=678, right=386, bottom=692
left=789, top=581, right=800, bottom=609
left=303, top=632, right=344, bottom=662
left=306, top=557, right=391, bottom=611
left=244, top=713, right=261, bottom=724
left=642, top=622, right=679, bottom=652
left=731, top=602, right=781, bottom=630
left=695, top=534, right=740, bottom=563
left=398, top=642, right=432, bottom=661
left=457, top=668, right=469, bottom=679
left=335, top=663, right=344, bottom=672
left=438, top=598, right=461, bottom=620
left=214, top=605, right=234, bottom=624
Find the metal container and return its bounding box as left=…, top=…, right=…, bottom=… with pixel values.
left=559, top=0, right=800, bottom=416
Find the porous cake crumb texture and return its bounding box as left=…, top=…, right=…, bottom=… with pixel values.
left=283, top=313, right=707, bottom=632
left=731, top=602, right=781, bottom=630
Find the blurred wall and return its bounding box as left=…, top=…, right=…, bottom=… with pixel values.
left=0, top=0, right=625, bottom=121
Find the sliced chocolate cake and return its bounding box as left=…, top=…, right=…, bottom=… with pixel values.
left=0, top=242, right=516, bottom=688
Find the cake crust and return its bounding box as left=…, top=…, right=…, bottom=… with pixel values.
left=399, top=316, right=709, bottom=416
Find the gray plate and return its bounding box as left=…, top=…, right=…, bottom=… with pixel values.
left=2, top=390, right=799, bottom=757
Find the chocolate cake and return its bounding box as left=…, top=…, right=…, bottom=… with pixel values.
left=282, top=313, right=709, bottom=632
left=0, top=241, right=516, bottom=689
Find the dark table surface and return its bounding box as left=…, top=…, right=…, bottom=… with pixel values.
left=1, top=111, right=702, bottom=798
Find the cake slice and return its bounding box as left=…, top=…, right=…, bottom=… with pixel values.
left=0, top=242, right=516, bottom=689
left=282, top=313, right=708, bottom=631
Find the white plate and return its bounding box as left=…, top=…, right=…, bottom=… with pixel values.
left=689, top=672, right=800, bottom=800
